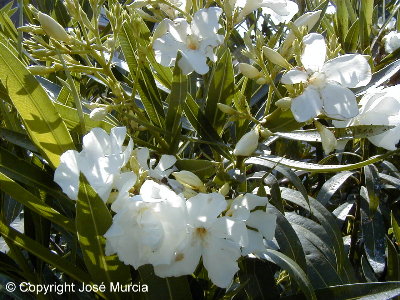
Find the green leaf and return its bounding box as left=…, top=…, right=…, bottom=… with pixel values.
left=344, top=20, right=359, bottom=53
left=392, top=211, right=400, bottom=246
left=261, top=249, right=317, bottom=300
left=281, top=282, right=400, bottom=300
left=165, top=53, right=187, bottom=151
left=0, top=43, right=74, bottom=168
left=175, top=159, right=218, bottom=179
left=359, top=0, right=374, bottom=51
left=0, top=172, right=75, bottom=233
left=361, top=255, right=378, bottom=282
left=269, top=207, right=308, bottom=272
left=0, top=128, right=38, bottom=153
left=386, top=236, right=400, bottom=281
left=138, top=265, right=192, bottom=300
left=364, top=165, right=380, bottom=217
left=335, top=0, right=349, bottom=44
left=205, top=48, right=235, bottom=134
left=247, top=151, right=397, bottom=173
left=183, top=94, right=232, bottom=160
left=316, top=171, right=356, bottom=206
left=360, top=187, right=386, bottom=276
left=0, top=218, right=92, bottom=285
left=76, top=174, right=130, bottom=287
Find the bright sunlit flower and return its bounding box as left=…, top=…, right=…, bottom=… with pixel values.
left=281, top=33, right=371, bottom=122
left=154, top=192, right=248, bottom=288
left=54, top=127, right=134, bottom=202
left=105, top=180, right=188, bottom=268
left=232, top=0, right=298, bottom=23
left=134, top=147, right=177, bottom=180
left=227, top=193, right=277, bottom=255
left=153, top=7, right=224, bottom=75
left=334, top=85, right=400, bottom=150
left=383, top=31, right=400, bottom=54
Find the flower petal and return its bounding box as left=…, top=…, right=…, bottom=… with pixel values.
left=262, top=0, right=298, bottom=24
left=191, top=7, right=223, bottom=40
left=210, top=217, right=248, bottom=247
left=322, top=54, right=371, bottom=88
left=247, top=210, right=277, bottom=240
left=153, top=32, right=184, bottom=67
left=281, top=69, right=308, bottom=84
left=202, top=236, right=241, bottom=288
left=321, top=83, right=359, bottom=120
left=54, top=150, right=80, bottom=200
left=301, top=33, right=326, bottom=72
left=186, top=193, right=227, bottom=227
left=82, top=127, right=110, bottom=157
left=241, top=229, right=265, bottom=256
left=291, top=87, right=322, bottom=122
left=179, top=49, right=209, bottom=75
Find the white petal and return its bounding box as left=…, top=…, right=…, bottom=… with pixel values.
left=186, top=193, right=227, bottom=227
left=247, top=210, right=277, bottom=240
left=242, top=229, right=265, bottom=256
left=281, top=69, right=308, bottom=84
left=234, top=193, right=268, bottom=210
left=262, top=0, right=299, bottom=24
left=54, top=150, right=80, bottom=200
left=301, top=33, right=326, bottom=72
left=322, top=54, right=371, bottom=88
left=368, top=124, right=400, bottom=150
left=153, top=33, right=184, bottom=67
left=191, top=7, right=223, bottom=40
left=291, top=87, right=322, bottom=122
left=179, top=49, right=209, bottom=75
left=82, top=128, right=110, bottom=157
left=136, top=147, right=150, bottom=170
left=210, top=217, right=248, bottom=247
left=154, top=239, right=202, bottom=277
left=202, top=236, right=241, bottom=288
left=321, top=83, right=359, bottom=120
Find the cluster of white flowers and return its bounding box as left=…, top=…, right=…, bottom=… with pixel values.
left=383, top=31, right=400, bottom=54
left=54, top=127, right=277, bottom=288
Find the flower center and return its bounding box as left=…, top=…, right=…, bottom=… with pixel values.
left=195, top=227, right=208, bottom=240
left=309, top=72, right=327, bottom=88
left=186, top=35, right=199, bottom=50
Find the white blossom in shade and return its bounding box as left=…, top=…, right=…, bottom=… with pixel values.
left=333, top=85, right=400, bottom=151
left=325, top=2, right=336, bottom=15
left=281, top=33, right=371, bottom=122
left=232, top=0, right=298, bottom=24
left=154, top=192, right=248, bottom=288
left=227, top=193, right=277, bottom=255
left=134, top=147, right=177, bottom=180
left=233, top=129, right=259, bottom=156
left=377, top=16, right=396, bottom=31
left=54, top=127, right=134, bottom=202
left=153, top=7, right=224, bottom=75
left=383, top=31, right=400, bottom=54
left=104, top=180, right=187, bottom=268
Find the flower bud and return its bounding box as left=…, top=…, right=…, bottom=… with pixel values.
left=263, top=46, right=291, bottom=69
left=275, top=97, right=292, bottom=111
left=219, top=183, right=230, bottom=196
left=28, top=65, right=55, bottom=75
left=315, top=121, right=337, bottom=155
left=255, top=77, right=268, bottom=85
left=89, top=107, right=109, bottom=121
left=238, top=63, right=261, bottom=79
left=217, top=103, right=237, bottom=115
left=38, top=12, right=71, bottom=42
left=259, top=127, right=273, bottom=139
left=172, top=171, right=206, bottom=192
left=233, top=129, right=259, bottom=156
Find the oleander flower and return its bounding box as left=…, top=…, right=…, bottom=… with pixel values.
left=134, top=147, right=177, bottom=180
left=105, top=180, right=188, bottom=268
left=233, top=128, right=259, bottom=156
left=232, top=0, right=298, bottom=24
left=333, top=85, right=400, bottom=151
left=154, top=192, right=248, bottom=288
left=383, top=31, right=400, bottom=54
left=281, top=33, right=371, bottom=122
left=153, top=7, right=224, bottom=75
left=54, top=127, right=134, bottom=202
left=227, top=193, right=277, bottom=255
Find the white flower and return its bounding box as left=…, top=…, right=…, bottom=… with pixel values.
left=377, top=16, right=396, bottom=31
left=233, top=128, right=259, bottom=156
left=315, top=121, right=337, bottom=155
left=154, top=193, right=248, bottom=288
left=135, top=147, right=177, bottom=180
left=232, top=0, right=298, bottom=24
left=105, top=180, right=188, bottom=268
left=153, top=7, right=224, bottom=75
left=281, top=33, right=371, bottom=122
left=334, top=85, right=400, bottom=151
left=89, top=107, right=108, bottom=121
left=227, top=193, right=277, bottom=255
left=383, top=31, right=400, bottom=54
left=325, top=2, right=336, bottom=15
left=54, top=127, right=134, bottom=202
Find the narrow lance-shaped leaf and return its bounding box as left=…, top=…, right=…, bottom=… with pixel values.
left=76, top=174, right=130, bottom=288
left=0, top=43, right=74, bottom=168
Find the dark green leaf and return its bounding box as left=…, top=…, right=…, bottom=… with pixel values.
left=316, top=171, right=356, bottom=206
